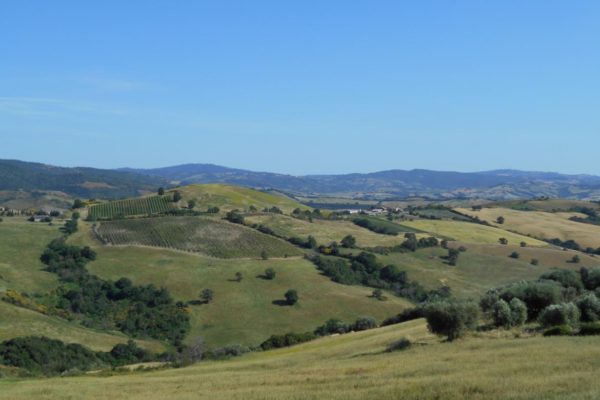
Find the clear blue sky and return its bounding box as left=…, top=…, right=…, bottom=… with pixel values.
left=1, top=1, right=599, bottom=175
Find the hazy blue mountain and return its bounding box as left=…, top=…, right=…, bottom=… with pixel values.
left=3, top=159, right=600, bottom=201
left=0, top=159, right=166, bottom=199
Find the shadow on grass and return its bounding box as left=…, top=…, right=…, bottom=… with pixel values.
left=272, top=299, right=292, bottom=306
left=188, top=300, right=209, bottom=306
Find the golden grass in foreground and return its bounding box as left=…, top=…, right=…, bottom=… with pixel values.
left=401, top=219, right=549, bottom=247
left=3, top=319, right=600, bottom=400
left=456, top=207, right=600, bottom=249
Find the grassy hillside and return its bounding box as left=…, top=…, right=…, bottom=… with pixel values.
left=378, top=244, right=600, bottom=299
left=245, top=214, right=419, bottom=247
left=495, top=199, right=600, bottom=212
left=4, top=319, right=600, bottom=399
left=0, top=190, right=73, bottom=211
left=95, top=216, right=302, bottom=258
left=0, top=217, right=60, bottom=294
left=401, top=219, right=549, bottom=247
left=0, top=218, right=164, bottom=352
left=0, top=301, right=163, bottom=353
left=176, top=184, right=309, bottom=213
left=88, top=195, right=174, bottom=219
left=456, top=207, right=600, bottom=249
left=68, top=221, right=412, bottom=347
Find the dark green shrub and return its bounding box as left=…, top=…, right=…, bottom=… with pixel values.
left=264, top=268, right=276, bottom=280
left=578, top=322, right=600, bottom=336
left=314, top=319, right=348, bottom=336
left=538, top=303, right=580, bottom=327
left=386, top=338, right=412, bottom=352
left=424, top=300, right=479, bottom=341
left=352, top=316, right=378, bottom=331
left=576, top=293, right=600, bottom=322
left=540, top=269, right=583, bottom=292
left=284, top=289, right=298, bottom=305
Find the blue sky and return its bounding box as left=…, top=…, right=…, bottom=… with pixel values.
left=1, top=1, right=599, bottom=174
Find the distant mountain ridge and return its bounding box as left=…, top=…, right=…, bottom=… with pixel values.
left=127, top=164, right=600, bottom=200
left=2, top=159, right=600, bottom=201
left=0, top=159, right=166, bottom=199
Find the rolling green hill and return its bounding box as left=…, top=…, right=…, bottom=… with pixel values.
left=245, top=214, right=422, bottom=247
left=95, top=216, right=302, bottom=258
left=70, top=220, right=412, bottom=347
left=4, top=319, right=600, bottom=400
left=175, top=184, right=309, bottom=213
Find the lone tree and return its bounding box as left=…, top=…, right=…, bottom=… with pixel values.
left=158, top=187, right=165, bottom=196
left=509, top=251, right=520, bottom=259
left=264, top=267, right=276, bottom=280
left=531, top=258, right=540, bottom=266
left=571, top=255, right=581, bottom=264
left=371, top=289, right=385, bottom=300
left=285, top=289, right=298, bottom=305
left=173, top=191, right=182, bottom=202
left=424, top=300, right=479, bottom=341
left=72, top=199, right=84, bottom=209
left=520, top=241, right=527, bottom=248
left=187, top=200, right=196, bottom=209
left=235, top=272, right=243, bottom=282
left=201, top=288, right=214, bottom=303
left=496, top=216, right=505, bottom=224
left=341, top=235, right=356, bottom=248
left=261, top=250, right=268, bottom=260
left=499, top=238, right=508, bottom=245
left=447, top=248, right=460, bottom=266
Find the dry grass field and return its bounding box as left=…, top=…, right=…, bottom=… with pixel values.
left=3, top=319, right=600, bottom=400
left=456, top=207, right=600, bottom=249
left=400, top=219, right=549, bottom=247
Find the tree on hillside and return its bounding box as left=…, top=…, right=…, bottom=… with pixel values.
left=520, top=241, right=527, bottom=247
left=531, top=258, right=540, bottom=266
left=424, top=300, right=479, bottom=341
left=447, top=248, right=460, bottom=266
left=496, top=216, right=505, bottom=224
left=341, top=235, right=356, bottom=248
left=201, top=288, right=214, bottom=304
left=207, top=206, right=220, bottom=213
left=72, top=199, right=84, bottom=209
left=261, top=250, right=268, bottom=260
left=173, top=191, right=182, bottom=202
left=158, top=187, right=165, bottom=196
left=307, top=235, right=317, bottom=249
left=235, top=272, right=243, bottom=282
left=264, top=268, right=276, bottom=280
left=499, top=238, right=508, bottom=245
left=371, top=289, right=385, bottom=301
left=187, top=200, right=196, bottom=209
left=285, top=289, right=298, bottom=305
left=509, top=251, right=520, bottom=259
left=571, top=255, right=581, bottom=264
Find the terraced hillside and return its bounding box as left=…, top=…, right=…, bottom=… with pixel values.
left=456, top=207, right=600, bottom=249
left=245, top=214, right=421, bottom=247
left=95, top=216, right=302, bottom=258
left=88, top=195, right=174, bottom=219
left=401, top=219, right=549, bottom=246
left=4, top=319, right=600, bottom=400
left=176, top=184, right=309, bottom=213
